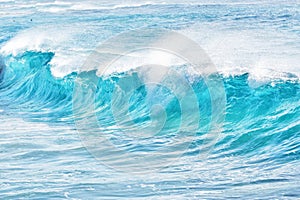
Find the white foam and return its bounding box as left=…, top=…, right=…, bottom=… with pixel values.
left=1, top=18, right=299, bottom=81
left=0, top=26, right=91, bottom=77
left=69, top=2, right=158, bottom=11
left=98, top=49, right=186, bottom=76
left=180, top=23, right=300, bottom=80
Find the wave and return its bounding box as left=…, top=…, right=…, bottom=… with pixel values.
left=0, top=51, right=299, bottom=166
left=1, top=1, right=300, bottom=197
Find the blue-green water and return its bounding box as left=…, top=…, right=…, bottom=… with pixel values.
left=0, top=1, right=299, bottom=199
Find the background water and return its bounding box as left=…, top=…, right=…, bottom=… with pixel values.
left=0, top=0, right=300, bottom=199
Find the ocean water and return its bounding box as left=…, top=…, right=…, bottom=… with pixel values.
left=0, top=0, right=300, bottom=199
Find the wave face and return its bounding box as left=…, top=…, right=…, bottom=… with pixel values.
left=1, top=50, right=299, bottom=199
left=1, top=1, right=300, bottom=199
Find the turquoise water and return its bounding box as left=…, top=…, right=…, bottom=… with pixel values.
left=0, top=1, right=300, bottom=199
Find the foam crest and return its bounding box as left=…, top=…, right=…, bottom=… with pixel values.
left=0, top=26, right=90, bottom=77
left=1, top=22, right=299, bottom=81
